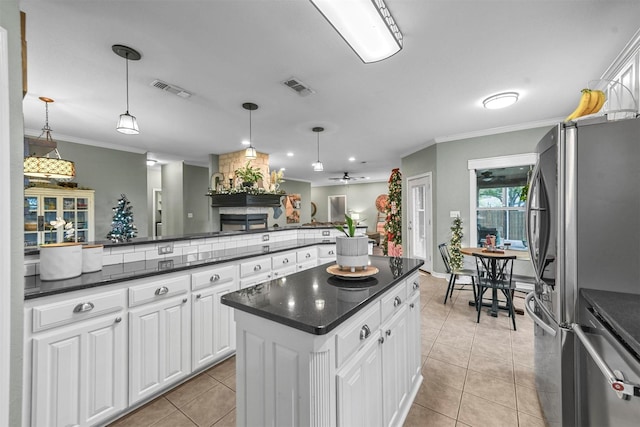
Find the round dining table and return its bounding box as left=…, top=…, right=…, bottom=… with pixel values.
left=460, top=247, right=531, bottom=316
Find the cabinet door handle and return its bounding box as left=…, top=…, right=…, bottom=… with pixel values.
left=359, top=324, right=371, bottom=340
left=378, top=336, right=385, bottom=345
left=254, top=265, right=262, bottom=271
left=115, top=316, right=122, bottom=323
left=73, top=302, right=94, bottom=313
left=328, top=250, right=334, bottom=255
left=409, top=303, right=415, bottom=309
left=196, top=294, right=202, bottom=299
left=210, top=274, right=220, bottom=282
left=182, top=298, right=188, bottom=304
left=305, top=253, right=311, bottom=258
left=283, top=258, right=289, bottom=264
left=386, top=329, right=392, bottom=336
left=413, top=281, right=419, bottom=290
left=155, top=286, right=169, bottom=296
left=394, top=296, right=402, bottom=307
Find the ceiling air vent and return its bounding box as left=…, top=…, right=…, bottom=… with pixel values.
left=150, top=79, right=192, bottom=99
left=282, top=77, right=315, bottom=97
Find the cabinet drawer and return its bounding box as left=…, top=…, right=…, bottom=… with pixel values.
left=128, top=275, right=190, bottom=307
left=272, top=265, right=296, bottom=279
left=32, top=289, right=125, bottom=333
left=297, top=260, right=317, bottom=272
left=240, top=257, right=271, bottom=278
left=381, top=282, right=407, bottom=322
left=296, top=248, right=317, bottom=264
left=406, top=273, right=421, bottom=298
left=317, top=244, right=336, bottom=259
left=271, top=251, right=296, bottom=271
left=336, top=302, right=381, bottom=367
left=239, top=271, right=273, bottom=289
left=191, top=264, right=237, bottom=291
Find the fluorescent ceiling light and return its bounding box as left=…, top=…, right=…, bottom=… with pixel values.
left=310, top=0, right=403, bottom=63
left=483, top=92, right=519, bottom=109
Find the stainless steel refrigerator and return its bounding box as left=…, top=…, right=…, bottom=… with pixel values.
left=525, top=116, right=640, bottom=426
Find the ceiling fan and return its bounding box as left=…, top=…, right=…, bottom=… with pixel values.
left=329, top=172, right=365, bottom=182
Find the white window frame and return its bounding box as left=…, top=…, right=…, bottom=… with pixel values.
left=468, top=153, right=537, bottom=248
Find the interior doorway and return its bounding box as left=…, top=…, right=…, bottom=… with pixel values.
left=407, top=173, right=432, bottom=272
left=328, top=195, right=346, bottom=222
left=152, top=188, right=162, bottom=237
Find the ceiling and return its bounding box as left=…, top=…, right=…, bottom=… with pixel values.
left=19, top=1, right=640, bottom=187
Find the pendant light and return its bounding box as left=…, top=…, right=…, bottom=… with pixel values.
left=113, top=44, right=141, bottom=134
left=312, top=126, right=324, bottom=172
left=243, top=102, right=258, bottom=159
left=23, top=97, right=76, bottom=181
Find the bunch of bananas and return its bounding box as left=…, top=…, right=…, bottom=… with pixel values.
left=565, top=89, right=606, bottom=121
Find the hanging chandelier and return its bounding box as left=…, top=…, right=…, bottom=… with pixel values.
left=312, top=127, right=324, bottom=172
left=243, top=102, right=258, bottom=159
left=113, top=44, right=141, bottom=134
left=23, top=97, right=76, bottom=181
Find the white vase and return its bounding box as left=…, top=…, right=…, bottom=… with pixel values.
left=39, top=243, right=83, bottom=281
left=336, top=235, right=369, bottom=271
left=82, top=244, right=104, bottom=273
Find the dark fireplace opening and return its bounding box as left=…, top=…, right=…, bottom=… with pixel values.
left=220, top=214, right=268, bottom=232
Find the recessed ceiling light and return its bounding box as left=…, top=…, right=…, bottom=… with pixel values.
left=348, top=157, right=356, bottom=162
left=146, top=159, right=157, bottom=166
left=280, top=168, right=285, bottom=171
left=287, top=152, right=294, bottom=157
left=241, top=140, right=250, bottom=146
left=483, top=92, right=519, bottom=109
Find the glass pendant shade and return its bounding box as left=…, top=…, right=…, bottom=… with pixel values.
left=117, top=112, right=139, bottom=134
left=312, top=126, right=324, bottom=172
left=245, top=146, right=257, bottom=159
left=243, top=102, right=259, bottom=159
left=313, top=161, right=324, bottom=172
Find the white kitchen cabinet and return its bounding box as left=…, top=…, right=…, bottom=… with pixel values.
left=297, top=247, right=318, bottom=271
left=192, top=280, right=237, bottom=371
left=317, top=244, right=337, bottom=265
left=271, top=250, right=297, bottom=279
left=380, top=305, right=409, bottom=426
left=406, top=276, right=422, bottom=386
left=239, top=256, right=273, bottom=288
left=336, top=330, right=383, bottom=427
left=31, top=312, right=126, bottom=427
left=24, top=187, right=95, bottom=248
left=128, top=294, right=191, bottom=405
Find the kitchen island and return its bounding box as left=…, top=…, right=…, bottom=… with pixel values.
left=222, top=255, right=424, bottom=427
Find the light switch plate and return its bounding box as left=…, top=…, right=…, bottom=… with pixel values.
left=450, top=211, right=460, bottom=218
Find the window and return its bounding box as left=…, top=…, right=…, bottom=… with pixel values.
left=468, top=153, right=537, bottom=250
left=477, top=166, right=529, bottom=249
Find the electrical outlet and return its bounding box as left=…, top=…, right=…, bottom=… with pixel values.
left=262, top=245, right=270, bottom=253
left=322, top=230, right=330, bottom=236
left=187, top=212, right=193, bottom=218
left=262, top=234, right=269, bottom=241
left=158, top=244, right=174, bottom=255
left=158, top=259, right=174, bottom=270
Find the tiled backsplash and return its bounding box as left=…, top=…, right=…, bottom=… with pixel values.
left=24, top=228, right=353, bottom=277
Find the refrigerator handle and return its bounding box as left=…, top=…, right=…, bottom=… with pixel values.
left=525, top=160, right=542, bottom=276
left=524, top=292, right=557, bottom=336
left=571, top=323, right=640, bottom=398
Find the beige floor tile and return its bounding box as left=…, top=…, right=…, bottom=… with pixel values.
left=404, top=403, right=457, bottom=427
left=165, top=374, right=219, bottom=408
left=457, top=392, right=518, bottom=427
left=471, top=337, right=512, bottom=361
left=429, top=341, right=471, bottom=369
left=109, top=397, right=177, bottom=427
left=413, top=380, right=463, bottom=419
left=518, top=411, right=548, bottom=427
left=220, top=372, right=236, bottom=392
left=512, top=344, right=535, bottom=369
left=151, top=410, right=197, bottom=427
left=516, top=383, right=544, bottom=419
left=180, top=383, right=236, bottom=427
left=514, top=363, right=536, bottom=389
left=206, top=356, right=236, bottom=381
left=455, top=423, right=472, bottom=427
left=463, top=370, right=516, bottom=409
left=212, top=409, right=236, bottom=427
left=467, top=351, right=514, bottom=384
left=422, top=325, right=442, bottom=341
left=423, top=357, right=468, bottom=391
left=435, top=330, right=475, bottom=351
left=422, top=338, right=435, bottom=358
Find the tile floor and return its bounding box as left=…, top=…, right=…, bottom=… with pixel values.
left=109, top=271, right=546, bottom=427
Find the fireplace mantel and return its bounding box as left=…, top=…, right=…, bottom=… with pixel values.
left=208, top=193, right=283, bottom=208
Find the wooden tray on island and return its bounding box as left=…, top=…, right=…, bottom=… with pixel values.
left=326, top=264, right=379, bottom=280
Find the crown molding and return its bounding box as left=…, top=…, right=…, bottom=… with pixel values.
left=23, top=127, right=147, bottom=154
left=434, top=117, right=562, bottom=144
left=600, top=27, right=640, bottom=82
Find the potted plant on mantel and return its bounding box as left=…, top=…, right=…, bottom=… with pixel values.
left=235, top=161, right=263, bottom=188
left=334, top=215, right=369, bottom=272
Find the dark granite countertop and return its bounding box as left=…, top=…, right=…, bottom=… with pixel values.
left=581, top=288, right=640, bottom=358
left=25, top=238, right=337, bottom=300
left=221, top=256, right=424, bottom=336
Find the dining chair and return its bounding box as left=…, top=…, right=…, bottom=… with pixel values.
left=438, top=243, right=477, bottom=305
left=473, top=252, right=517, bottom=330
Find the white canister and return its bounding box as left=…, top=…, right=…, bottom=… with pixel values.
left=82, top=244, right=104, bottom=273
left=39, top=243, right=83, bottom=281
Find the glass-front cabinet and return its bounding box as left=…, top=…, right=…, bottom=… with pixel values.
left=24, top=187, right=95, bottom=248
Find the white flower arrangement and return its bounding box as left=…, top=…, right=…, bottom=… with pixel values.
left=49, top=217, right=75, bottom=242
